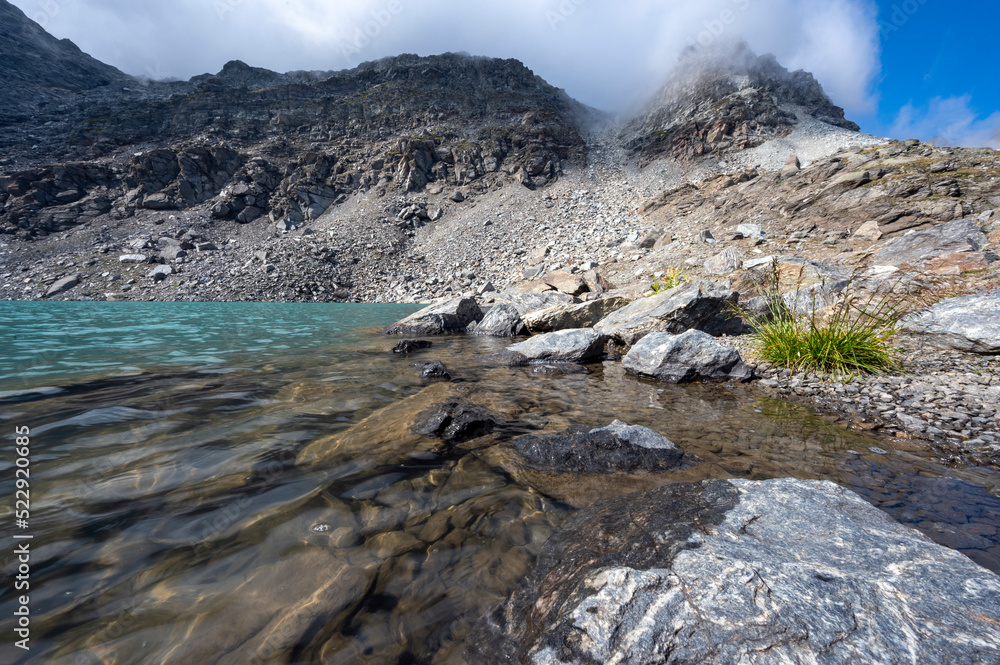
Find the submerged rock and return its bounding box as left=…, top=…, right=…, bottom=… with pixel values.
left=384, top=297, right=483, bottom=335
left=469, top=303, right=527, bottom=337
left=504, top=420, right=694, bottom=474
left=594, top=279, right=741, bottom=346
left=392, top=339, right=432, bottom=354
left=415, top=361, right=451, bottom=380
left=505, top=329, right=605, bottom=363
left=411, top=402, right=501, bottom=444
left=623, top=329, right=753, bottom=383
left=467, top=478, right=1000, bottom=665
left=905, top=290, right=1000, bottom=354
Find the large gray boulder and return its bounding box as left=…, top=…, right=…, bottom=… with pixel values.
left=505, top=329, right=605, bottom=363
left=594, top=280, right=741, bottom=346
left=905, top=290, right=1000, bottom=354
left=43, top=274, right=80, bottom=298
left=523, top=297, right=629, bottom=334
left=873, top=218, right=990, bottom=272
left=494, top=290, right=579, bottom=316
left=384, top=297, right=483, bottom=335
left=623, top=330, right=753, bottom=383
left=467, top=478, right=1000, bottom=665
left=469, top=304, right=526, bottom=337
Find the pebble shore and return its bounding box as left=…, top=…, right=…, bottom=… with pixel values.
left=722, top=334, right=1000, bottom=467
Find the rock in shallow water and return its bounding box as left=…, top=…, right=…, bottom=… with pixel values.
left=415, top=361, right=451, bottom=380
left=905, top=290, right=1000, bottom=354
left=392, top=339, right=432, bottom=354
left=503, top=420, right=695, bottom=474
left=623, top=329, right=753, bottom=383
left=467, top=478, right=1000, bottom=665
left=505, top=328, right=606, bottom=363
left=469, top=303, right=527, bottom=337
left=384, top=297, right=483, bottom=335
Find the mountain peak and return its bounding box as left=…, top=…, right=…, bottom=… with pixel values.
left=0, top=0, right=131, bottom=120
left=621, top=40, right=858, bottom=165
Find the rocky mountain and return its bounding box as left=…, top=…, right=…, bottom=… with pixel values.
left=0, top=0, right=131, bottom=121
left=621, top=40, right=859, bottom=165
left=0, top=13, right=996, bottom=308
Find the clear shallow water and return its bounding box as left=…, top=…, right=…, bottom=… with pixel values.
left=0, top=303, right=998, bottom=665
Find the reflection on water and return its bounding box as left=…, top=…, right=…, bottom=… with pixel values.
left=0, top=304, right=998, bottom=664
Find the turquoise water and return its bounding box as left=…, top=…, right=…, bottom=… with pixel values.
left=0, top=302, right=997, bottom=664
left=0, top=302, right=423, bottom=392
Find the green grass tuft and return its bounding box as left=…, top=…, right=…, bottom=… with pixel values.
left=737, top=261, right=908, bottom=377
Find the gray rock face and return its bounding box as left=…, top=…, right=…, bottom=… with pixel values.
left=505, top=329, right=605, bottom=363
left=523, top=297, right=629, bottom=334
left=623, top=330, right=753, bottom=383
left=467, top=478, right=1000, bottom=665
left=504, top=420, right=694, bottom=474
left=384, top=297, right=483, bottom=335
left=906, top=290, right=1000, bottom=354
left=874, top=218, right=988, bottom=270
left=494, top=290, right=579, bottom=316
left=594, top=280, right=741, bottom=346
left=43, top=274, right=79, bottom=298
left=469, top=304, right=526, bottom=337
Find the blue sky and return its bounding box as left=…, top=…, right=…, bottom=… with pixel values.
left=858, top=0, right=1000, bottom=145
left=9, top=0, right=1000, bottom=148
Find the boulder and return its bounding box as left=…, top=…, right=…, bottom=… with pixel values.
left=119, top=254, right=149, bottom=264
left=594, top=280, right=741, bottom=346
left=502, top=420, right=695, bottom=474
left=523, top=297, right=629, bottom=334
left=467, top=478, right=1000, bottom=665
left=853, top=220, right=883, bottom=241
left=779, top=154, right=801, bottom=178
left=541, top=270, right=589, bottom=297
left=735, top=223, right=765, bottom=239
left=384, top=297, right=483, bottom=335
left=505, top=329, right=605, bottom=363
left=623, top=330, right=753, bottom=383
left=702, top=247, right=742, bottom=276
left=905, top=290, right=1000, bottom=354
left=148, top=265, right=174, bottom=282
left=494, top=290, right=578, bottom=316
left=468, top=304, right=526, bottom=337
left=43, top=274, right=80, bottom=299
left=160, top=245, right=187, bottom=261
left=873, top=218, right=990, bottom=273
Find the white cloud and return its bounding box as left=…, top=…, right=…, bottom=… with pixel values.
left=10, top=0, right=881, bottom=115
left=890, top=96, right=1000, bottom=149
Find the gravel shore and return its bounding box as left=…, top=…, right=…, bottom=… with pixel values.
left=721, top=334, right=1000, bottom=467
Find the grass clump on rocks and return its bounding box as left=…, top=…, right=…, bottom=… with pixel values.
left=738, top=262, right=908, bottom=377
